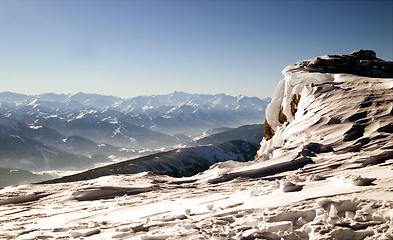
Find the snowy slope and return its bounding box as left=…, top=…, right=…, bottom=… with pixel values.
left=0, top=50, right=392, bottom=240
left=40, top=140, right=258, bottom=184
left=191, top=124, right=264, bottom=146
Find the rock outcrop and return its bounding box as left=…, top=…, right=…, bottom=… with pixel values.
left=287, top=49, right=393, bottom=78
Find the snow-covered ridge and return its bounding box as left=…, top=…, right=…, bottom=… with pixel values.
left=257, top=49, right=393, bottom=160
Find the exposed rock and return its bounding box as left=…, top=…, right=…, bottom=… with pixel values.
left=286, top=49, right=393, bottom=78
left=278, top=106, right=288, bottom=124
left=264, top=120, right=275, bottom=141
left=290, top=94, right=301, bottom=116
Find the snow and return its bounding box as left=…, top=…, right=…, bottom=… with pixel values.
left=143, top=105, right=154, bottom=110
left=75, top=110, right=97, bottom=120
left=0, top=51, right=392, bottom=239
left=27, top=99, right=40, bottom=108
left=266, top=72, right=334, bottom=130
left=29, top=125, right=43, bottom=129
left=102, top=117, right=120, bottom=124
left=75, top=112, right=86, bottom=120
left=258, top=72, right=393, bottom=161
left=1, top=162, right=392, bottom=239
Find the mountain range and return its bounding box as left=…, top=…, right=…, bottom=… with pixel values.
left=0, top=91, right=268, bottom=180
left=0, top=91, right=269, bottom=136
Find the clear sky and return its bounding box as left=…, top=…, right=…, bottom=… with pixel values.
left=1, top=0, right=392, bottom=99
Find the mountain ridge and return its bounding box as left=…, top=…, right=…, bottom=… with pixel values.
left=0, top=91, right=270, bottom=110
left=1, top=91, right=268, bottom=136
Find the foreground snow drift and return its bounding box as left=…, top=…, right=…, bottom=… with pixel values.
left=1, top=166, right=392, bottom=240
left=0, top=50, right=392, bottom=240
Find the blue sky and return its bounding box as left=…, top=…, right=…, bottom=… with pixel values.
left=1, top=0, right=392, bottom=99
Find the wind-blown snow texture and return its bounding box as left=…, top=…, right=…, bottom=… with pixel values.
left=1, top=50, right=392, bottom=240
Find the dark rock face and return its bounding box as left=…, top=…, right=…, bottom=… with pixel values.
left=290, top=94, right=301, bottom=116
left=295, top=50, right=393, bottom=78
left=264, top=120, right=275, bottom=141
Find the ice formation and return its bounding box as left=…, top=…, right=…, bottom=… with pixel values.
left=258, top=49, right=393, bottom=161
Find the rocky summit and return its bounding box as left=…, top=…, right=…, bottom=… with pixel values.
left=286, top=49, right=393, bottom=78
